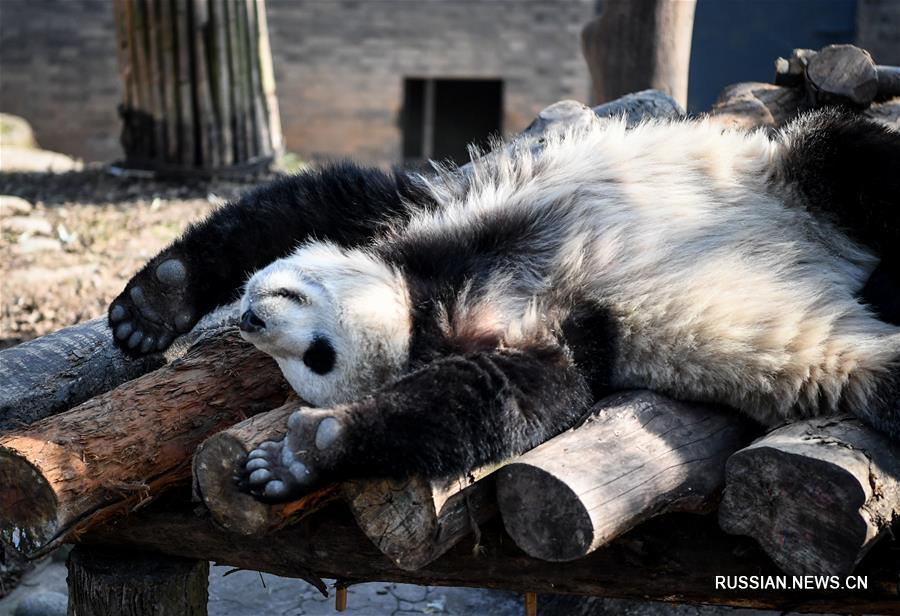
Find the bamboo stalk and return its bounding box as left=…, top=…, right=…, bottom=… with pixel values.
left=255, top=0, right=282, bottom=155
left=174, top=0, right=195, bottom=165
left=159, top=0, right=179, bottom=161
left=211, top=0, right=234, bottom=166
left=244, top=0, right=270, bottom=158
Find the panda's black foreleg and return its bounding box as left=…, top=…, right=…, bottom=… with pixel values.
left=780, top=110, right=900, bottom=261
left=238, top=343, right=593, bottom=502
left=108, top=163, right=430, bottom=356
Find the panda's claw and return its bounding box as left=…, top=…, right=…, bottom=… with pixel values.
left=108, top=255, right=198, bottom=358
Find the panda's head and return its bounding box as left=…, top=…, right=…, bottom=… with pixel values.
left=239, top=242, right=412, bottom=407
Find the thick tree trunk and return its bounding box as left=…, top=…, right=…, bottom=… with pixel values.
left=581, top=0, right=697, bottom=108
left=67, top=545, right=209, bottom=616
left=113, top=0, right=282, bottom=176
left=496, top=391, right=756, bottom=562
left=719, top=416, right=900, bottom=576
left=0, top=330, right=290, bottom=555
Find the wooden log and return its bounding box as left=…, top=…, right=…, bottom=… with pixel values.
left=0, top=329, right=290, bottom=554
left=496, top=391, right=756, bottom=562
left=67, top=545, right=209, bottom=616
left=343, top=467, right=498, bottom=571
left=774, top=48, right=817, bottom=87
left=708, top=82, right=807, bottom=130
left=82, top=504, right=900, bottom=613
left=192, top=401, right=340, bottom=535
left=719, top=416, right=900, bottom=576
left=0, top=304, right=239, bottom=431
left=865, top=96, right=900, bottom=128
left=592, top=89, right=684, bottom=126
left=193, top=403, right=498, bottom=571
left=0, top=318, right=162, bottom=431
left=805, top=44, right=879, bottom=108
left=581, top=0, right=696, bottom=108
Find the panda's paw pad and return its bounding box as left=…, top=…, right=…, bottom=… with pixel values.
left=238, top=411, right=347, bottom=503
left=109, top=257, right=196, bottom=357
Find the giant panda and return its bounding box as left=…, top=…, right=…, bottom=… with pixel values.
left=109, top=109, right=900, bottom=502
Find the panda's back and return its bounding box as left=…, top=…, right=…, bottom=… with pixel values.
left=412, top=116, right=894, bottom=423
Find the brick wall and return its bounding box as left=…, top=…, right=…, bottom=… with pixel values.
left=264, top=0, right=594, bottom=165
left=0, top=0, right=593, bottom=165
left=0, top=0, right=121, bottom=162
left=3, top=1, right=894, bottom=165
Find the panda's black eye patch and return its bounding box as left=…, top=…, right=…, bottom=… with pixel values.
left=303, top=336, right=336, bottom=375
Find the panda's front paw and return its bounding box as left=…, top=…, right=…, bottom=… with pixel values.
left=237, top=409, right=348, bottom=503
left=109, top=255, right=198, bottom=356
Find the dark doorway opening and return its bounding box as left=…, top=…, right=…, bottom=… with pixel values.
left=402, top=78, right=503, bottom=166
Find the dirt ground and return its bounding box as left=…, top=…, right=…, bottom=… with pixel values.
left=0, top=166, right=267, bottom=349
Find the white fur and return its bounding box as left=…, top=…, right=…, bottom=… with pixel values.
left=245, top=116, right=899, bottom=425
left=240, top=242, right=411, bottom=406
left=412, top=117, right=897, bottom=424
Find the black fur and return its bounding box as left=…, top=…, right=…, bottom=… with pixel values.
left=302, top=336, right=336, bottom=375
left=286, top=343, right=593, bottom=488
left=109, top=163, right=434, bottom=356
left=780, top=109, right=900, bottom=259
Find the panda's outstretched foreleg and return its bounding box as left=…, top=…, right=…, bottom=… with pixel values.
left=238, top=343, right=593, bottom=502
left=108, top=164, right=430, bottom=356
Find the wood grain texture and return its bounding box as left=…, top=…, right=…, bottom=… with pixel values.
left=719, top=416, right=900, bottom=576
left=67, top=544, right=208, bottom=616
left=806, top=44, right=879, bottom=107
left=112, top=0, right=282, bottom=174
left=343, top=465, right=499, bottom=571
left=0, top=330, right=290, bottom=554
left=82, top=502, right=900, bottom=613
left=496, top=391, right=756, bottom=561
left=194, top=400, right=498, bottom=571
left=193, top=401, right=339, bottom=535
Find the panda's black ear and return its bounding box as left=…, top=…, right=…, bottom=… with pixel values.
left=303, top=336, right=336, bottom=375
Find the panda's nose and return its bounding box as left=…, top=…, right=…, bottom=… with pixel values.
left=240, top=309, right=267, bottom=333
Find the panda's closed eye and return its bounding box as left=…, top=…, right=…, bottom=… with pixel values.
left=267, top=288, right=308, bottom=304
left=303, top=336, right=336, bottom=375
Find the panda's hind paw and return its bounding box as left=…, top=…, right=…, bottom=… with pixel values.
left=238, top=409, right=348, bottom=503
left=109, top=256, right=197, bottom=357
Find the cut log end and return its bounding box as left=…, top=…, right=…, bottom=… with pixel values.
left=719, top=445, right=868, bottom=576
left=343, top=477, right=442, bottom=570
left=0, top=448, right=58, bottom=544
left=193, top=402, right=339, bottom=535
left=193, top=433, right=271, bottom=534
left=496, top=464, right=592, bottom=562
left=719, top=417, right=900, bottom=576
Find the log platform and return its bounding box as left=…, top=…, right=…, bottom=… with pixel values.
left=80, top=496, right=900, bottom=614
